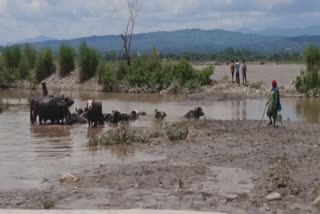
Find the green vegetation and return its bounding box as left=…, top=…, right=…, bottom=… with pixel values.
left=58, top=45, right=75, bottom=76
left=0, top=98, right=9, bottom=113
left=89, top=125, right=140, bottom=146
left=97, top=60, right=117, bottom=88
left=35, top=49, right=55, bottom=82
left=166, top=123, right=189, bottom=141
left=17, top=55, right=30, bottom=79
left=163, top=49, right=303, bottom=64
left=2, top=45, right=21, bottom=71
left=304, top=44, right=320, bottom=71
left=23, top=44, right=37, bottom=69
left=295, top=45, right=320, bottom=96
left=79, top=42, right=100, bottom=82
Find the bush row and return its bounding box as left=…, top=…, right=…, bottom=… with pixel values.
left=98, top=51, right=214, bottom=91
left=0, top=44, right=214, bottom=91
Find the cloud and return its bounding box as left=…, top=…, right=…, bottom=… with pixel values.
left=0, top=0, right=319, bottom=44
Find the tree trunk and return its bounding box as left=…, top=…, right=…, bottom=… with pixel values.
left=41, top=81, right=48, bottom=96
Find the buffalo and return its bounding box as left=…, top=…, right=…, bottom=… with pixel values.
left=87, top=100, right=104, bottom=127
left=155, top=109, right=167, bottom=119
left=184, top=107, right=205, bottom=119
left=30, top=95, right=74, bottom=125
left=65, top=113, right=88, bottom=125
left=31, top=95, right=74, bottom=125
left=129, top=110, right=139, bottom=120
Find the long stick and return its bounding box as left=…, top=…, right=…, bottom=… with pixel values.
left=258, top=104, right=268, bottom=129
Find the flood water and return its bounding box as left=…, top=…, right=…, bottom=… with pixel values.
left=0, top=89, right=319, bottom=191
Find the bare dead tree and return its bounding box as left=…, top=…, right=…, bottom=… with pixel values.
left=121, top=0, right=138, bottom=67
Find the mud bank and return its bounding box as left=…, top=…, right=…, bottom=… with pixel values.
left=1, top=120, right=319, bottom=213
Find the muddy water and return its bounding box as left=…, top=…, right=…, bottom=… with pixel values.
left=0, top=89, right=319, bottom=191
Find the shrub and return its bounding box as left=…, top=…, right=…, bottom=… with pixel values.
left=172, top=59, right=194, bottom=84
left=117, top=61, right=129, bottom=80
left=166, top=123, right=189, bottom=141
left=304, top=44, right=320, bottom=71
left=58, top=45, right=75, bottom=76
left=127, top=58, right=149, bottom=86
left=0, top=67, right=15, bottom=85
left=196, top=66, right=213, bottom=85
left=23, top=44, right=37, bottom=69
left=89, top=126, right=136, bottom=146
left=97, top=60, right=117, bottom=87
left=34, top=49, right=55, bottom=83
left=79, top=42, right=100, bottom=82
left=296, top=71, right=320, bottom=93
left=17, top=56, right=30, bottom=79
left=303, top=71, right=320, bottom=91
left=2, top=45, right=21, bottom=71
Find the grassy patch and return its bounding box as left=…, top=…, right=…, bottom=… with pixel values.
left=41, top=197, right=54, bottom=209
left=0, top=98, right=9, bottom=113
left=89, top=125, right=147, bottom=146
left=166, top=123, right=189, bottom=141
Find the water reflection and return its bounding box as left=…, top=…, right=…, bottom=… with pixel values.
left=110, top=145, right=135, bottom=159
left=296, top=98, right=320, bottom=123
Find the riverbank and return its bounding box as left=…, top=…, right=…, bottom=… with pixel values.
left=1, top=120, right=319, bottom=213
left=0, top=63, right=306, bottom=98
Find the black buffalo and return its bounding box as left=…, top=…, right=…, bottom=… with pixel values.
left=75, top=107, right=84, bottom=115
left=30, top=95, right=74, bottom=125
left=155, top=109, right=167, bottom=119
left=87, top=100, right=104, bottom=127
left=129, top=110, right=139, bottom=120
left=65, top=113, right=88, bottom=125
left=184, top=107, right=205, bottom=119
left=34, top=96, right=72, bottom=125
left=104, top=110, right=140, bottom=124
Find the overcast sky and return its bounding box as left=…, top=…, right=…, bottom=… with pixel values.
left=0, top=0, right=320, bottom=43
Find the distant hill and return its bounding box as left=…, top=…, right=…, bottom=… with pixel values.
left=6, top=35, right=56, bottom=46
left=9, top=29, right=320, bottom=54
left=239, top=26, right=320, bottom=37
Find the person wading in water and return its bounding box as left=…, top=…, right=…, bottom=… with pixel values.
left=266, top=80, right=282, bottom=127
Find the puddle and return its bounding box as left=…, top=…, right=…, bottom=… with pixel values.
left=200, top=166, right=256, bottom=198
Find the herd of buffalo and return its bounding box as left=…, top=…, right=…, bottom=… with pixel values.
left=29, top=94, right=205, bottom=127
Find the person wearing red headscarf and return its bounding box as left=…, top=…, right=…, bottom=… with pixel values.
left=266, top=80, right=282, bottom=127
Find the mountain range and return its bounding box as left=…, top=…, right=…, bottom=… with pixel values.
left=2, top=29, right=320, bottom=54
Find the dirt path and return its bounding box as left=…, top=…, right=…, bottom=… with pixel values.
left=1, top=120, right=319, bottom=213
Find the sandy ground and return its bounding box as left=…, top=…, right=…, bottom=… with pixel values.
left=194, top=63, right=304, bottom=88
left=1, top=120, right=320, bottom=214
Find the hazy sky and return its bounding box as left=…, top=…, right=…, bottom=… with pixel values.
left=0, top=0, right=320, bottom=43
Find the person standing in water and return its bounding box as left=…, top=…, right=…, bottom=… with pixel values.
left=230, top=60, right=235, bottom=83
left=266, top=80, right=282, bottom=127
left=235, top=59, right=240, bottom=85
left=242, top=59, right=247, bottom=85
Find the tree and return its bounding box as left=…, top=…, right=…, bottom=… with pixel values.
left=304, top=44, right=320, bottom=71
left=121, top=0, right=138, bottom=67
left=58, top=45, right=75, bottom=76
